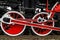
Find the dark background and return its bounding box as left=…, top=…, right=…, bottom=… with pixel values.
left=0, top=0, right=60, bottom=35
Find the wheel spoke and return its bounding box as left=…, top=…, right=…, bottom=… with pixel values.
left=32, top=12, right=54, bottom=36
left=1, top=11, right=26, bottom=36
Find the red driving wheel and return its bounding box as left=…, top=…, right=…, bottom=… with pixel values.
left=31, top=12, right=54, bottom=36
left=1, top=11, right=26, bottom=36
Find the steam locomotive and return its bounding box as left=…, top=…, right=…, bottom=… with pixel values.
left=0, top=0, right=60, bottom=36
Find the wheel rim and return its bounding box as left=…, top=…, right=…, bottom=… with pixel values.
left=1, top=11, right=26, bottom=36
left=31, top=12, right=54, bottom=36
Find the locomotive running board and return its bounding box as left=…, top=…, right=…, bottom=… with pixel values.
left=10, top=19, right=60, bottom=31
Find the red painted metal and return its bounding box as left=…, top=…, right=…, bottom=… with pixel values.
left=11, top=19, right=60, bottom=31
left=46, top=0, right=60, bottom=18
left=14, top=18, right=57, bottom=22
